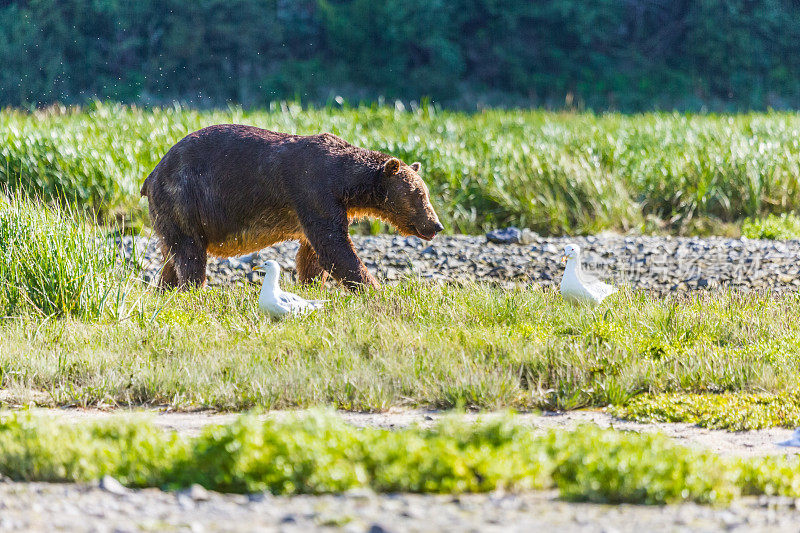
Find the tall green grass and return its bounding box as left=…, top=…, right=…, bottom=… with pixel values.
left=3, top=104, right=800, bottom=234
left=741, top=213, right=800, bottom=240
left=0, top=193, right=132, bottom=318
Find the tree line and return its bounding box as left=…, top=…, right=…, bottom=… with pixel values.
left=2, top=0, right=800, bottom=111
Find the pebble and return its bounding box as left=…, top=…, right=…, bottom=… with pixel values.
left=181, top=484, right=211, bottom=502
left=98, top=476, right=129, bottom=496
left=3, top=483, right=800, bottom=532
left=117, top=233, right=800, bottom=294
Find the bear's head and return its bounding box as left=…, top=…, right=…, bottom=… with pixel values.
left=379, top=157, right=444, bottom=241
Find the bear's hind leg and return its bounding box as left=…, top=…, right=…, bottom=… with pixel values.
left=155, top=242, right=180, bottom=290
left=296, top=239, right=329, bottom=285
left=174, top=237, right=208, bottom=289
left=159, top=258, right=180, bottom=290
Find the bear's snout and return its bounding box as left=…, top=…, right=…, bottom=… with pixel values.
left=413, top=218, right=444, bottom=241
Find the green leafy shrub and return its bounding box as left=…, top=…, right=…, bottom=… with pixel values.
left=2, top=411, right=800, bottom=504
left=610, top=392, right=800, bottom=431
left=546, top=425, right=737, bottom=504
left=741, top=213, right=800, bottom=240
left=737, top=456, right=800, bottom=498
left=171, top=413, right=550, bottom=494
left=0, top=193, right=132, bottom=318
left=172, top=413, right=369, bottom=494
left=0, top=413, right=183, bottom=485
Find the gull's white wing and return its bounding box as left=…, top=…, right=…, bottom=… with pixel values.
left=591, top=280, right=617, bottom=297
left=281, top=291, right=327, bottom=308
left=281, top=291, right=304, bottom=304
left=278, top=291, right=325, bottom=315
left=581, top=270, right=617, bottom=301
left=260, top=292, right=292, bottom=318
left=305, top=299, right=327, bottom=309
left=581, top=269, right=611, bottom=286
left=561, top=270, right=616, bottom=305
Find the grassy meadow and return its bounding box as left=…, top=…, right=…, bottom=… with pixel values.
left=3, top=271, right=800, bottom=421
left=3, top=104, right=800, bottom=235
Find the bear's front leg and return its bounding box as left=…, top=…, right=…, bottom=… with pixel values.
left=296, top=239, right=330, bottom=285
left=299, top=211, right=378, bottom=291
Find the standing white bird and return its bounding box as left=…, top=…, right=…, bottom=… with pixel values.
left=255, top=260, right=326, bottom=319
left=559, top=244, right=617, bottom=304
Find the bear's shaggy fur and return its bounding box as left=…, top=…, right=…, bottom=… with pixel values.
left=141, top=124, right=443, bottom=290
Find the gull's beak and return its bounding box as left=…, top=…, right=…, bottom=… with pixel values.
left=253, top=264, right=266, bottom=272
left=560, top=255, right=568, bottom=264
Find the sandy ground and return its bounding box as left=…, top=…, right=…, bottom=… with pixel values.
left=5, top=407, right=799, bottom=458
left=3, top=483, right=800, bottom=532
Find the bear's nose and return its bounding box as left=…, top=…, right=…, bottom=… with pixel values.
left=433, top=222, right=444, bottom=233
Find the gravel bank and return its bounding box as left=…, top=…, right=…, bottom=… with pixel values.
left=3, top=482, right=800, bottom=532
left=120, top=233, right=800, bottom=292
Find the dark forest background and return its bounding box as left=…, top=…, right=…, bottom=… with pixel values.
left=2, top=0, right=800, bottom=111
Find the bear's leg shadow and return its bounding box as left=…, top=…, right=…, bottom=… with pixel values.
left=296, top=239, right=329, bottom=285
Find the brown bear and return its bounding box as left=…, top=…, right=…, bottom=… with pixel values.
left=140, top=124, right=444, bottom=290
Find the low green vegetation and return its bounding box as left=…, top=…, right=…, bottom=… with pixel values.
left=610, top=392, right=800, bottom=431
left=741, top=213, right=800, bottom=240
left=0, top=193, right=132, bottom=319
left=5, top=105, right=800, bottom=234
left=2, top=275, right=800, bottom=414
left=2, top=410, right=800, bottom=504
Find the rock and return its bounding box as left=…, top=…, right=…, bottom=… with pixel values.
left=99, top=476, right=129, bottom=496
left=344, top=487, right=376, bottom=500
left=543, top=243, right=559, bottom=254
left=238, top=252, right=257, bottom=264
left=486, top=227, right=523, bottom=244
left=176, top=493, right=195, bottom=509
left=420, top=245, right=436, bottom=256
left=520, top=228, right=539, bottom=244
left=248, top=491, right=272, bottom=503
left=5, top=481, right=800, bottom=531
left=180, top=484, right=210, bottom=502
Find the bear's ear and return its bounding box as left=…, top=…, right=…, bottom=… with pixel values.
left=382, top=158, right=401, bottom=176
left=410, top=162, right=422, bottom=173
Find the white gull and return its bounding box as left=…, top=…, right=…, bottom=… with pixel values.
left=559, top=244, right=617, bottom=304
left=255, top=260, right=326, bottom=319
